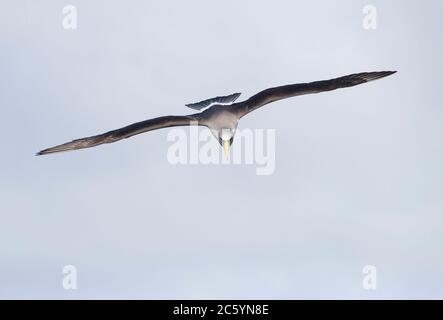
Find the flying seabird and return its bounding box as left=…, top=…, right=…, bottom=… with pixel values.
left=37, top=71, right=396, bottom=158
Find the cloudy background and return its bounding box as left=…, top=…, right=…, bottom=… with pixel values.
left=1, top=0, right=442, bottom=299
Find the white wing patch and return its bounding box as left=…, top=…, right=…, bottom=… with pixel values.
left=185, top=93, right=241, bottom=112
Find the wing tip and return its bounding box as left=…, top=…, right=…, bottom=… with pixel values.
left=36, top=148, right=52, bottom=156
left=35, top=148, right=61, bottom=156
left=373, top=70, right=397, bottom=77
left=356, top=70, right=397, bottom=83
left=35, top=141, right=79, bottom=156
left=381, top=70, right=397, bottom=76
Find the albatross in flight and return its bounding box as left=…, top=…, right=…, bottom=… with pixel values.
left=37, top=71, right=396, bottom=157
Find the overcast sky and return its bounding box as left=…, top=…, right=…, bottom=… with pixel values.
left=1, top=0, right=442, bottom=299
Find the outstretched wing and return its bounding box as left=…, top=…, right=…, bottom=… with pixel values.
left=234, top=71, right=396, bottom=117
left=186, top=92, right=241, bottom=111
left=36, top=114, right=202, bottom=155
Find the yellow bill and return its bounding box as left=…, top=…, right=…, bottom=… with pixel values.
left=223, top=140, right=230, bottom=160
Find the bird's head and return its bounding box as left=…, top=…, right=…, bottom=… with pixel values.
left=218, top=128, right=235, bottom=159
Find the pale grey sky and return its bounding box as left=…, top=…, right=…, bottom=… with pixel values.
left=1, top=0, right=442, bottom=299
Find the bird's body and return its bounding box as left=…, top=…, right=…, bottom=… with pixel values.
left=201, top=106, right=239, bottom=139
left=37, top=71, right=396, bottom=157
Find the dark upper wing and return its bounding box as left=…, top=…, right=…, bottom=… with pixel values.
left=36, top=114, right=202, bottom=155
left=233, top=71, right=396, bottom=117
